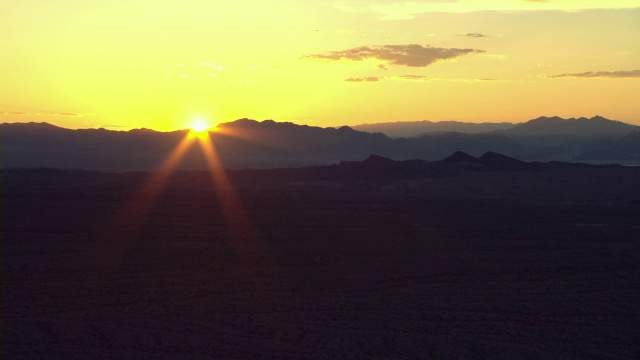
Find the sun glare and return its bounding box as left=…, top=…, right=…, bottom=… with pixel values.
left=190, top=119, right=210, bottom=133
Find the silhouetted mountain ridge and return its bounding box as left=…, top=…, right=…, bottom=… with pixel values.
left=501, top=115, right=637, bottom=137
left=2, top=117, right=640, bottom=170
left=352, top=116, right=638, bottom=139
left=443, top=151, right=479, bottom=163
left=441, top=151, right=529, bottom=169
left=353, top=120, right=516, bottom=138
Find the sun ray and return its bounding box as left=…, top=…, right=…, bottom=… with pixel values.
left=116, top=134, right=195, bottom=224
left=91, top=133, right=196, bottom=269
left=195, top=133, right=281, bottom=299
left=86, top=126, right=281, bottom=304
left=211, top=122, right=286, bottom=151
left=196, top=133, right=261, bottom=249
left=91, top=126, right=276, bottom=280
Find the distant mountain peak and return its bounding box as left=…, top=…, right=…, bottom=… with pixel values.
left=479, top=151, right=522, bottom=162
left=352, top=120, right=516, bottom=138
left=442, top=151, right=477, bottom=163
left=504, top=115, right=637, bottom=137
left=128, top=127, right=158, bottom=133
left=532, top=116, right=563, bottom=121
left=363, top=154, right=395, bottom=163
left=218, top=118, right=260, bottom=128
left=528, top=115, right=615, bottom=123
left=2, top=121, right=62, bottom=129
left=337, top=125, right=355, bottom=132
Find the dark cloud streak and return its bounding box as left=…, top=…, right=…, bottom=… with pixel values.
left=398, top=75, right=428, bottom=80
left=304, top=44, right=485, bottom=68
left=459, top=33, right=488, bottom=38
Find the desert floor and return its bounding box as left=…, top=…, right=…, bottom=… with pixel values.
left=3, top=166, right=640, bottom=359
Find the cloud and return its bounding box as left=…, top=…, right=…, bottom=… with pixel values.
left=391, top=76, right=506, bottom=83
left=549, top=70, right=640, bottom=78
left=459, top=33, right=488, bottom=38
left=304, top=44, right=485, bottom=67
left=397, top=75, right=429, bottom=80
left=345, top=77, right=380, bottom=82
left=0, top=111, right=94, bottom=117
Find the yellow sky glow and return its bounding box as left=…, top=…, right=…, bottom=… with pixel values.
left=1, top=1, right=639, bottom=130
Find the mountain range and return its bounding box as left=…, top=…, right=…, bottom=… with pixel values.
left=2, top=116, right=639, bottom=170
left=352, top=120, right=515, bottom=138
left=353, top=115, right=638, bottom=138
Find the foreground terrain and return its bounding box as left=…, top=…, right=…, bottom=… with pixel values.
left=3, top=157, right=640, bottom=359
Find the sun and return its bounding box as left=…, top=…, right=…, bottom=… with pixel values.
left=190, top=119, right=210, bottom=133
left=188, top=118, right=214, bottom=139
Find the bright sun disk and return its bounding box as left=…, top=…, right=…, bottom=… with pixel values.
left=190, top=119, right=210, bottom=133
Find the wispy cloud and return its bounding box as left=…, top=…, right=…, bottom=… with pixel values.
left=0, top=111, right=94, bottom=117
left=391, top=76, right=506, bottom=83
left=345, top=75, right=500, bottom=83
left=458, top=33, right=488, bottom=38
left=345, top=77, right=380, bottom=82
left=549, top=70, right=640, bottom=78
left=303, top=44, right=484, bottom=68
left=396, top=75, right=430, bottom=81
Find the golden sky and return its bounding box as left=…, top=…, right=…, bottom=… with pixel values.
left=1, top=0, right=639, bottom=130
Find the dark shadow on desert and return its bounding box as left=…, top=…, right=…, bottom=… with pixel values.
left=3, top=155, right=640, bottom=359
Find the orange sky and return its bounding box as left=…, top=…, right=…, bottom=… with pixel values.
left=1, top=1, right=639, bottom=130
